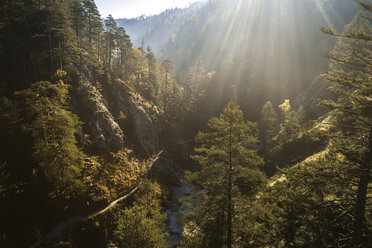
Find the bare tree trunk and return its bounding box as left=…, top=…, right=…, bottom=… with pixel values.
left=352, top=128, right=372, bottom=246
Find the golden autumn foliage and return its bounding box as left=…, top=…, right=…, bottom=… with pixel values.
left=278, top=99, right=291, bottom=114
left=82, top=149, right=147, bottom=203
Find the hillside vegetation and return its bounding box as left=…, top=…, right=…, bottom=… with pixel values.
left=0, top=0, right=371, bottom=247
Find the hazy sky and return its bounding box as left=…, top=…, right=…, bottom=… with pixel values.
left=95, top=0, right=203, bottom=19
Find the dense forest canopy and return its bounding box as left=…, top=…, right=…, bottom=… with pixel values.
left=0, top=0, right=371, bottom=247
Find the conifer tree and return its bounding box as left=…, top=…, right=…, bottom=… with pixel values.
left=83, top=0, right=101, bottom=44
left=144, top=47, right=161, bottom=102
left=46, top=0, right=79, bottom=69
left=259, top=101, right=278, bottom=151
left=182, top=101, right=265, bottom=248
left=104, top=14, right=117, bottom=70
left=15, top=70, right=85, bottom=195
left=114, top=27, right=133, bottom=80
left=321, top=2, right=372, bottom=245
left=160, top=59, right=185, bottom=118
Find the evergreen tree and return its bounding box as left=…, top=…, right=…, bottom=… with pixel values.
left=114, top=181, right=168, bottom=248
left=114, top=27, right=133, bottom=80
left=158, top=59, right=185, bottom=119
left=188, top=57, right=207, bottom=106
left=277, top=100, right=303, bottom=144
left=144, top=47, right=161, bottom=102
left=251, top=154, right=358, bottom=247
left=182, top=101, right=265, bottom=248
left=104, top=14, right=117, bottom=70
left=320, top=3, right=372, bottom=245
left=184, top=56, right=212, bottom=114
left=46, top=0, right=79, bottom=69
left=259, top=101, right=278, bottom=151
left=71, top=0, right=84, bottom=43
left=82, top=0, right=101, bottom=44
left=14, top=70, right=85, bottom=195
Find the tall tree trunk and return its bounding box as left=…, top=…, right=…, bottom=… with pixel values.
left=108, top=35, right=112, bottom=69
left=88, top=12, right=92, bottom=43
left=352, top=127, right=372, bottom=246
left=227, top=125, right=233, bottom=248
left=97, top=32, right=100, bottom=62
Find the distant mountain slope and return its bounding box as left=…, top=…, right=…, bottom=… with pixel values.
left=118, top=0, right=359, bottom=119
left=116, top=0, right=360, bottom=121
left=158, top=0, right=360, bottom=118
left=116, top=1, right=205, bottom=53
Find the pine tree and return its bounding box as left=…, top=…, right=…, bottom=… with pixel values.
left=46, top=0, right=79, bottom=69
left=104, top=14, right=117, bottom=70
left=184, top=56, right=213, bottom=114
left=320, top=2, right=372, bottom=245
left=182, top=101, right=265, bottom=248
left=114, top=27, right=133, bottom=80
left=259, top=101, right=278, bottom=151
left=251, top=154, right=358, bottom=247
left=157, top=59, right=186, bottom=120
left=14, top=70, right=85, bottom=195
left=82, top=0, right=101, bottom=44
left=144, top=47, right=161, bottom=102
left=275, top=99, right=304, bottom=146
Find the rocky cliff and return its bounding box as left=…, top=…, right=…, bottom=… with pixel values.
left=73, top=76, right=124, bottom=152
left=71, top=74, right=164, bottom=156
left=111, top=79, right=164, bottom=155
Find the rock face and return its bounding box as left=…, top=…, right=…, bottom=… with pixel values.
left=74, top=78, right=124, bottom=152
left=71, top=73, right=163, bottom=155
left=112, top=80, right=163, bottom=155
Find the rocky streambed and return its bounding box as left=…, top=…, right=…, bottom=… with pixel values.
left=166, top=182, right=190, bottom=247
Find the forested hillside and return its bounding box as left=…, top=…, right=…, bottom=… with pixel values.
left=116, top=1, right=204, bottom=53
left=160, top=0, right=360, bottom=119
left=0, top=0, right=371, bottom=248
left=0, top=0, right=184, bottom=247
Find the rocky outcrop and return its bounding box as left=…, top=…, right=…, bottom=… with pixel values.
left=70, top=72, right=164, bottom=155
left=73, top=78, right=124, bottom=152
left=112, top=80, right=163, bottom=155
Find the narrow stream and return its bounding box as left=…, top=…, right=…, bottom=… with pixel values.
left=166, top=182, right=189, bottom=247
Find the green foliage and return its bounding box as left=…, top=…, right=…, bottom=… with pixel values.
left=114, top=181, right=168, bottom=248
left=14, top=78, right=85, bottom=196
left=159, top=59, right=186, bottom=120
left=104, top=14, right=117, bottom=69
left=114, top=27, right=134, bottom=80
left=0, top=75, right=88, bottom=246
left=144, top=47, right=161, bottom=101
left=181, top=101, right=265, bottom=247
left=320, top=5, right=372, bottom=245
left=260, top=99, right=325, bottom=176
left=115, top=205, right=168, bottom=248
left=183, top=56, right=215, bottom=119
left=259, top=101, right=278, bottom=149
left=0, top=0, right=186, bottom=247
left=249, top=150, right=364, bottom=247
